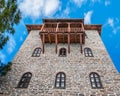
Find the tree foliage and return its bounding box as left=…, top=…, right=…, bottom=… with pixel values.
left=0, top=61, right=12, bottom=76
left=0, top=0, right=21, bottom=49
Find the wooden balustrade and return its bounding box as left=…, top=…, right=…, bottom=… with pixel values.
left=42, top=28, right=83, bottom=32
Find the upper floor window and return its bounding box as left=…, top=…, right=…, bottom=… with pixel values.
left=17, top=72, right=32, bottom=88
left=84, top=47, right=93, bottom=57
left=32, top=47, right=41, bottom=57
left=55, top=72, right=66, bottom=89
left=89, top=72, right=103, bottom=89
left=59, top=48, right=66, bottom=57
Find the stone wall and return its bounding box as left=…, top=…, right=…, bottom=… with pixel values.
left=0, top=30, right=120, bottom=96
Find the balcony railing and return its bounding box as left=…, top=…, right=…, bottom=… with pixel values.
left=42, top=28, right=84, bottom=32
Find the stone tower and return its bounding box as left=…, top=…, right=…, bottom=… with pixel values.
left=0, top=19, right=120, bottom=96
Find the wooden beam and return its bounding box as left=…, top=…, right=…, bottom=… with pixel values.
left=81, top=23, right=84, bottom=31
left=84, top=25, right=102, bottom=35
left=40, top=24, right=45, bottom=32
left=68, top=23, right=70, bottom=53
left=48, top=32, right=51, bottom=43
left=56, top=23, right=59, bottom=31
left=40, top=31, right=83, bottom=34
left=55, top=23, right=59, bottom=53
left=63, top=31, right=65, bottom=43
left=44, top=22, right=83, bottom=25
left=68, top=33, right=70, bottom=53
left=80, top=33, right=83, bottom=54
left=42, top=34, right=45, bottom=53
left=68, top=23, right=70, bottom=32
left=83, top=32, right=85, bottom=44
left=75, top=32, right=77, bottom=43
left=40, top=34, right=43, bottom=43
left=55, top=33, right=58, bottom=53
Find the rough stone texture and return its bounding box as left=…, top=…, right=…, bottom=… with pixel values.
left=0, top=30, right=120, bottom=96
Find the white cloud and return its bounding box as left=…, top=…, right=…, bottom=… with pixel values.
left=84, top=11, right=93, bottom=24
left=63, top=7, right=70, bottom=16
left=7, top=36, right=16, bottom=54
left=23, top=31, right=27, bottom=35
left=19, top=0, right=44, bottom=18
left=113, top=26, right=120, bottom=34
left=103, top=18, right=114, bottom=28
left=107, top=18, right=114, bottom=27
left=91, top=0, right=101, bottom=3
left=105, top=1, right=110, bottom=6
left=105, top=18, right=120, bottom=34
left=72, top=0, right=87, bottom=7
left=115, top=18, right=120, bottom=23
left=64, top=7, right=70, bottom=15
left=89, top=0, right=101, bottom=6
left=60, top=7, right=70, bottom=18
left=0, top=52, right=5, bottom=63
left=20, top=36, right=23, bottom=41
left=44, top=0, right=61, bottom=16
left=19, top=0, right=61, bottom=20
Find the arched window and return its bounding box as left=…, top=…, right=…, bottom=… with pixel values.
left=59, top=48, right=66, bottom=57
left=89, top=72, right=103, bottom=89
left=32, top=47, right=41, bottom=57
left=17, top=72, right=32, bottom=88
left=55, top=72, right=66, bottom=89
left=84, top=47, right=93, bottom=57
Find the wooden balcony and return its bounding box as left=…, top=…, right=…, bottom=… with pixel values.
left=40, top=19, right=85, bottom=54
left=26, top=19, right=102, bottom=54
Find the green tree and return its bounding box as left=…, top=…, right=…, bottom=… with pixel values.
left=0, top=61, right=12, bottom=76
left=0, top=0, right=21, bottom=49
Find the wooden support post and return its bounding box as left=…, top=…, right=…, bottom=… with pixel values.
left=48, top=32, right=51, bottom=43
left=41, top=24, right=45, bottom=54
left=68, top=33, right=70, bottom=53
left=40, top=23, right=45, bottom=32
left=55, top=33, right=58, bottom=53
left=55, top=23, right=59, bottom=53
left=42, top=34, right=45, bottom=54
left=80, top=33, right=83, bottom=54
left=63, top=32, right=65, bottom=43
left=83, top=32, right=85, bottom=44
left=68, top=23, right=70, bottom=53
left=68, top=23, right=70, bottom=32
left=56, top=23, right=59, bottom=31
left=75, top=32, right=77, bottom=43
left=81, top=23, right=84, bottom=31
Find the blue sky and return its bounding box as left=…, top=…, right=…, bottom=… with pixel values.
left=0, top=0, right=120, bottom=73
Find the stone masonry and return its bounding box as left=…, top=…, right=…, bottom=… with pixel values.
left=0, top=29, right=120, bottom=96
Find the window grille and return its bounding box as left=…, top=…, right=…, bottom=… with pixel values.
left=59, top=48, right=67, bottom=57
left=89, top=72, right=103, bottom=89
left=84, top=47, right=93, bottom=57
left=17, top=72, right=32, bottom=88
left=32, top=47, right=41, bottom=57
left=55, top=72, right=66, bottom=89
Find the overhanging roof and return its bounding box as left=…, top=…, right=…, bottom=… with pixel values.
left=42, top=18, right=84, bottom=23
left=84, top=24, right=102, bottom=35
left=26, top=25, right=42, bottom=33
left=26, top=24, right=102, bottom=35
